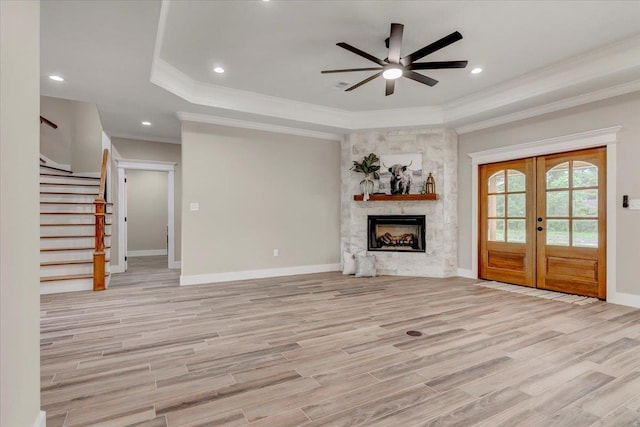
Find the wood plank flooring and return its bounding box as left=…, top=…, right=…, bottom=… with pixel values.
left=41, top=259, right=640, bottom=426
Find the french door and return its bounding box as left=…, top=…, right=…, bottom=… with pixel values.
left=479, top=147, right=606, bottom=299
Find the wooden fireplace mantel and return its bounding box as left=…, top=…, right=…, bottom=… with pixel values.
left=353, top=194, right=438, bottom=201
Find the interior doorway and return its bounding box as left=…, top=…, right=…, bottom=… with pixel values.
left=479, top=147, right=606, bottom=298
left=115, top=159, right=178, bottom=272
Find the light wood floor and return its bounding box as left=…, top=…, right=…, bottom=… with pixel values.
left=41, top=261, right=640, bottom=426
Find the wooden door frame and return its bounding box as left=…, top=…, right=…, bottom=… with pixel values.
left=115, top=159, right=179, bottom=272
left=467, top=126, right=622, bottom=303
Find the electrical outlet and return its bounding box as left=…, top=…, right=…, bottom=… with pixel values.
left=190, top=202, right=199, bottom=211
left=629, top=199, right=640, bottom=210
left=273, top=249, right=279, bottom=257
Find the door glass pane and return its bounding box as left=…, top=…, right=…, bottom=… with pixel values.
left=488, top=171, right=505, bottom=193
left=573, top=189, right=598, bottom=217
left=488, top=194, right=505, bottom=217
left=507, top=194, right=526, bottom=218
left=487, top=219, right=505, bottom=242
left=507, top=219, right=526, bottom=243
left=547, top=191, right=569, bottom=217
left=507, top=169, right=526, bottom=192
left=547, top=162, right=569, bottom=189
left=573, top=220, right=598, bottom=247
left=547, top=219, right=569, bottom=246
left=573, top=161, right=598, bottom=188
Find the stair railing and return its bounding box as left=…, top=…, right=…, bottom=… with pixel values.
left=93, top=149, right=109, bottom=291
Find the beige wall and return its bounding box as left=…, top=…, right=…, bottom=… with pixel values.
left=1, top=1, right=42, bottom=425
left=458, top=92, right=640, bottom=296
left=40, top=95, right=103, bottom=173
left=40, top=95, right=73, bottom=165
left=111, top=137, right=181, bottom=262
left=127, top=170, right=169, bottom=253
left=71, top=99, right=103, bottom=173
left=181, top=122, right=341, bottom=276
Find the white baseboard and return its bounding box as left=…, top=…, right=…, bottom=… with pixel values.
left=180, top=263, right=341, bottom=286
left=457, top=268, right=476, bottom=279
left=607, top=291, right=640, bottom=308
left=128, top=249, right=167, bottom=257
left=110, top=263, right=124, bottom=274
left=32, top=410, right=46, bottom=427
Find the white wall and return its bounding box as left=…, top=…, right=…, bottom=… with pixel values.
left=40, top=95, right=73, bottom=165
left=181, top=122, right=341, bottom=281
left=1, top=1, right=43, bottom=426
left=458, top=92, right=640, bottom=297
left=111, top=137, right=181, bottom=262
left=40, top=95, right=104, bottom=173
left=127, top=170, right=168, bottom=254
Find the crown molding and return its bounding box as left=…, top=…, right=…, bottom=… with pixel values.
left=444, top=35, right=640, bottom=123
left=109, top=132, right=181, bottom=145
left=176, top=112, right=344, bottom=141
left=152, top=2, right=640, bottom=135
left=456, top=79, right=640, bottom=134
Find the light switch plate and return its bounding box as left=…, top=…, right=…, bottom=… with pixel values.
left=190, top=202, right=200, bottom=211
left=629, top=199, right=640, bottom=210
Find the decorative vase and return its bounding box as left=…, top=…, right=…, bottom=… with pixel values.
left=361, top=177, right=374, bottom=201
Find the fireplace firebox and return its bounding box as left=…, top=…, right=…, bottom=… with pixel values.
left=367, top=215, right=426, bottom=252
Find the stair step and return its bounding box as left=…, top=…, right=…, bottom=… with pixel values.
left=40, top=201, right=113, bottom=205
left=40, top=223, right=112, bottom=226
left=41, top=191, right=98, bottom=196
left=41, top=259, right=110, bottom=266
left=40, top=173, right=99, bottom=180
left=41, top=246, right=111, bottom=252
left=40, top=212, right=112, bottom=215
left=41, top=235, right=112, bottom=239
left=40, top=182, right=99, bottom=187
left=41, top=272, right=110, bottom=283
left=40, top=164, right=72, bottom=174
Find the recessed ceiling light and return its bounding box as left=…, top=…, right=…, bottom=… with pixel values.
left=141, top=121, right=152, bottom=126
left=49, top=75, right=64, bottom=82
left=471, top=67, right=483, bottom=74
left=213, top=67, right=225, bottom=74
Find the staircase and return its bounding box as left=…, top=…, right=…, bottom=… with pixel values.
left=40, top=162, right=112, bottom=294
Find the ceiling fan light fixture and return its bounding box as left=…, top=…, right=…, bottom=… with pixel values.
left=471, top=67, right=483, bottom=74
left=213, top=66, right=225, bottom=74
left=382, top=65, right=403, bottom=80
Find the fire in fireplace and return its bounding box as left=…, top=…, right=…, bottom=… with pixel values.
left=368, top=215, right=426, bottom=252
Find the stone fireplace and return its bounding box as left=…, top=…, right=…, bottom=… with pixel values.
left=341, top=128, right=458, bottom=277
left=368, top=215, right=426, bottom=253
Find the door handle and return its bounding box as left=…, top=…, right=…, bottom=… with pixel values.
left=537, top=226, right=544, bottom=231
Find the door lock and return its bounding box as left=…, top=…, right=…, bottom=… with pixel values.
left=537, top=226, right=544, bottom=231
left=537, top=217, right=543, bottom=222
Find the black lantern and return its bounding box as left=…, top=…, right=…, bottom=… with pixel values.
left=425, top=173, right=436, bottom=194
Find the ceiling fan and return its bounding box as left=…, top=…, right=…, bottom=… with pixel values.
left=321, top=23, right=468, bottom=96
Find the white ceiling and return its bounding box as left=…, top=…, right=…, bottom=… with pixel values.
left=41, top=1, right=640, bottom=143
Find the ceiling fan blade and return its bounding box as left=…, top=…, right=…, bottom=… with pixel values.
left=401, top=31, right=463, bottom=65
left=385, top=79, right=395, bottom=96
left=404, top=70, right=438, bottom=87
left=410, top=60, right=468, bottom=70
left=388, top=23, right=404, bottom=64
left=345, top=72, right=383, bottom=91
left=321, top=67, right=382, bottom=74
left=337, top=42, right=386, bottom=66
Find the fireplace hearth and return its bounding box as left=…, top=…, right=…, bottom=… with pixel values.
left=368, top=215, right=426, bottom=253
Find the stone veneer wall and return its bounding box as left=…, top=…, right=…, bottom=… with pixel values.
left=341, top=128, right=458, bottom=277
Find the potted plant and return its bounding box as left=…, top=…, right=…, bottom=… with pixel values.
left=351, top=153, right=380, bottom=201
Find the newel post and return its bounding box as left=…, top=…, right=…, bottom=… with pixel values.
left=93, top=198, right=106, bottom=291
